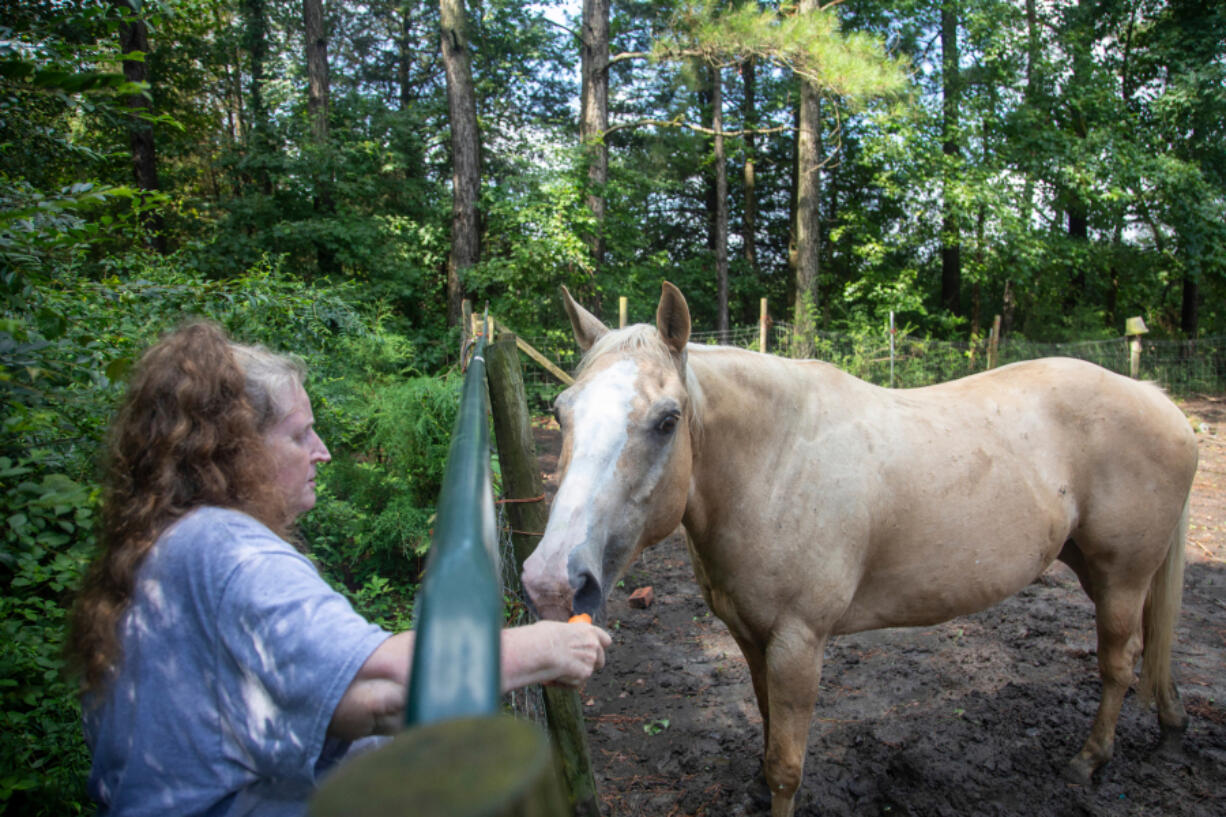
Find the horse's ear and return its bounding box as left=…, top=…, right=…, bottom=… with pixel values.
left=656, top=281, right=691, bottom=360
left=560, top=284, right=608, bottom=353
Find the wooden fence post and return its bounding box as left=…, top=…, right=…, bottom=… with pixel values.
left=619, top=296, right=628, bottom=328
left=486, top=335, right=603, bottom=817
left=888, top=311, right=895, bottom=388
left=310, top=715, right=567, bottom=817
left=460, top=299, right=472, bottom=361
left=759, top=298, right=768, bottom=353
left=1126, top=316, right=1149, bottom=379
left=988, top=314, right=1001, bottom=370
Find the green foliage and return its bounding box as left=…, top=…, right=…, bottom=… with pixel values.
left=0, top=459, right=94, bottom=815
left=466, top=159, right=595, bottom=329
left=1, top=251, right=446, bottom=815
left=660, top=0, right=909, bottom=101
left=303, top=371, right=462, bottom=602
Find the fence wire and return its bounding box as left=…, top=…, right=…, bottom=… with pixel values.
left=521, top=325, right=1226, bottom=397
left=495, top=486, right=549, bottom=724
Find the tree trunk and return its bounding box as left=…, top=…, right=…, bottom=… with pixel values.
left=303, top=0, right=336, bottom=276
left=440, top=0, right=482, bottom=327
left=940, top=0, right=961, bottom=316
left=397, top=7, right=412, bottom=110
left=112, top=0, right=165, bottom=252
left=1064, top=0, right=1092, bottom=305
left=216, top=0, right=245, bottom=148
left=303, top=0, right=330, bottom=147
left=741, top=57, right=758, bottom=276
left=580, top=0, right=610, bottom=311
left=1020, top=0, right=1040, bottom=236
left=1181, top=275, right=1199, bottom=338
left=241, top=0, right=274, bottom=196
left=792, top=2, right=822, bottom=324
left=712, top=64, right=729, bottom=334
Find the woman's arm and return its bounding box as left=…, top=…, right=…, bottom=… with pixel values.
left=327, top=622, right=611, bottom=740
left=327, top=631, right=413, bottom=740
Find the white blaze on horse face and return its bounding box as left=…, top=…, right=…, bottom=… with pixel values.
left=523, top=358, right=640, bottom=618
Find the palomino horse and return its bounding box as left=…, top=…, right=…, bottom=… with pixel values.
left=522, top=282, right=1197, bottom=817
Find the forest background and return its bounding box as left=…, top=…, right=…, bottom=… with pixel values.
left=2, top=0, right=1224, bottom=813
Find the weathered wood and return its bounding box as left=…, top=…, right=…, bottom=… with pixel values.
left=759, top=297, right=768, bottom=353
left=487, top=336, right=550, bottom=570
left=461, top=299, right=472, bottom=360
left=439, top=0, right=481, bottom=327
left=309, top=715, right=566, bottom=817
left=486, top=336, right=602, bottom=817
left=1126, top=315, right=1149, bottom=379
left=988, top=314, right=1001, bottom=369
left=515, top=335, right=574, bottom=386
left=539, top=687, right=600, bottom=817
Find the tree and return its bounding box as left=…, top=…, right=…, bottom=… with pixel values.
left=304, top=0, right=330, bottom=147
left=303, top=0, right=336, bottom=274
left=439, top=0, right=482, bottom=326
left=939, top=0, right=961, bottom=316
left=580, top=0, right=611, bottom=303
left=741, top=56, right=759, bottom=276
left=710, top=62, right=729, bottom=332
left=241, top=0, right=275, bottom=195
left=111, top=0, right=166, bottom=252
left=647, top=0, right=907, bottom=327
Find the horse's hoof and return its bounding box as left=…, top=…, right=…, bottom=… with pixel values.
left=746, top=777, right=772, bottom=811
left=1156, top=729, right=1185, bottom=763
left=769, top=793, right=797, bottom=817
left=1063, top=756, right=1095, bottom=785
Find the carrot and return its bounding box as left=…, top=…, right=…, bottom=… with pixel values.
left=568, top=613, right=592, bottom=624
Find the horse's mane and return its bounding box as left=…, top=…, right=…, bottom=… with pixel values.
left=576, top=324, right=707, bottom=436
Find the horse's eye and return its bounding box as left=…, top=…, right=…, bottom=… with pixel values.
left=656, top=413, right=679, bottom=435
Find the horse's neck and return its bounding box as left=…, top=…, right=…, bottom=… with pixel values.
left=685, top=350, right=849, bottom=499
left=689, top=348, right=851, bottom=443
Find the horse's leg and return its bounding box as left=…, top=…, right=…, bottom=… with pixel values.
left=1150, top=663, right=1188, bottom=760
left=1067, top=581, right=1149, bottom=783
left=729, top=630, right=771, bottom=753
left=762, top=623, right=826, bottom=817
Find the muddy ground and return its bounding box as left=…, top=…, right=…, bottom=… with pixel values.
left=531, top=396, right=1226, bottom=817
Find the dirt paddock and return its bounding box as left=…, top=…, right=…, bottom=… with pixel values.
left=532, top=395, right=1226, bottom=817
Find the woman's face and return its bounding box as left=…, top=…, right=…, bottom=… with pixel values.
left=264, top=382, right=331, bottom=519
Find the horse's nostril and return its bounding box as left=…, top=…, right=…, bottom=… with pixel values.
left=573, top=570, right=602, bottom=617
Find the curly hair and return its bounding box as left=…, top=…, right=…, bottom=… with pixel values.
left=67, top=321, right=305, bottom=693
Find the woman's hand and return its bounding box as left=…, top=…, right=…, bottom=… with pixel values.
left=500, top=620, right=612, bottom=691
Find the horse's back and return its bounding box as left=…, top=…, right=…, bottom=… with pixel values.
left=820, top=357, right=1195, bottom=633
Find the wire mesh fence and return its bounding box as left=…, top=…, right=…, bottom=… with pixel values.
left=517, top=323, right=1226, bottom=398
left=496, top=497, right=549, bottom=724
left=782, top=329, right=1226, bottom=394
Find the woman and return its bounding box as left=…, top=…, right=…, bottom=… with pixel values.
left=67, top=321, right=610, bottom=816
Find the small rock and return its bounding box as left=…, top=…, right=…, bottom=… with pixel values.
left=628, top=586, right=655, bottom=608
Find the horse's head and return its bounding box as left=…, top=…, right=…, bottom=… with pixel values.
left=522, top=282, right=694, bottom=621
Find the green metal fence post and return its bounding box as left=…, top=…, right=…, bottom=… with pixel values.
left=405, top=334, right=502, bottom=725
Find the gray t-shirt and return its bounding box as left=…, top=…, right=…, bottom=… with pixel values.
left=83, top=506, right=391, bottom=816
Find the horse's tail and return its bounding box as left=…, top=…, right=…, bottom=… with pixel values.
left=1139, top=495, right=1189, bottom=706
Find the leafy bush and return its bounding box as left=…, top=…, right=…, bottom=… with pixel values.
left=1, top=252, right=450, bottom=815
left=0, top=460, right=94, bottom=814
